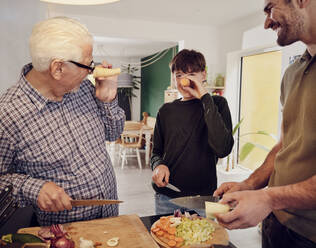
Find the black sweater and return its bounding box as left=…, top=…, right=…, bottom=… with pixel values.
left=151, top=94, right=234, bottom=198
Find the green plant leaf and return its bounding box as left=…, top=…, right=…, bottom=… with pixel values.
left=240, top=131, right=278, bottom=141
left=239, top=142, right=271, bottom=161
left=232, top=118, right=244, bottom=135
left=239, top=142, right=255, bottom=161
left=252, top=143, right=270, bottom=152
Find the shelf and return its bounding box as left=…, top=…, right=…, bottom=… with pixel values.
left=205, top=86, right=225, bottom=90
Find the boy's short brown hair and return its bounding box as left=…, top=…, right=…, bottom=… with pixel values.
left=170, top=49, right=206, bottom=73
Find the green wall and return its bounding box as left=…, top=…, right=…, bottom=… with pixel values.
left=141, top=46, right=178, bottom=118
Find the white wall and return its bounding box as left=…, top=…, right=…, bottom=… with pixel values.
left=0, top=0, right=47, bottom=94
left=242, top=25, right=277, bottom=50
left=218, top=11, right=266, bottom=74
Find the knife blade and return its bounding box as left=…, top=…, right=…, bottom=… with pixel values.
left=165, top=183, right=181, bottom=192
left=71, top=199, right=123, bottom=207
left=169, top=195, right=220, bottom=209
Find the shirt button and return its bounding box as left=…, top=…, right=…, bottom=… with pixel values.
left=79, top=144, right=84, bottom=151
left=69, top=123, right=74, bottom=129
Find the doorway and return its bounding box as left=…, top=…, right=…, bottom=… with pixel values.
left=238, top=51, right=282, bottom=170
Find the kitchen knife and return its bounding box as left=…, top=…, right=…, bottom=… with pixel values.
left=165, top=183, right=181, bottom=192
left=169, top=195, right=220, bottom=210
left=71, top=199, right=123, bottom=207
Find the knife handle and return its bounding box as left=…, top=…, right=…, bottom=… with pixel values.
left=71, top=200, right=123, bottom=207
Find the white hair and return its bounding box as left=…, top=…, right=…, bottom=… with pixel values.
left=29, top=17, right=93, bottom=71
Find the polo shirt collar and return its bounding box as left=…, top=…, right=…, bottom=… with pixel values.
left=300, top=49, right=312, bottom=62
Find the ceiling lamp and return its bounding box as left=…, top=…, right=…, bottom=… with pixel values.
left=40, top=0, right=120, bottom=5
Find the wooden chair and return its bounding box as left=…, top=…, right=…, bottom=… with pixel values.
left=119, top=121, right=144, bottom=170
left=142, top=112, right=148, bottom=125
left=141, top=112, right=156, bottom=158
left=146, top=116, right=156, bottom=130
left=142, top=112, right=156, bottom=129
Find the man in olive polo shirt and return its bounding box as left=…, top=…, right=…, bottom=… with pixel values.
left=213, top=0, right=316, bottom=247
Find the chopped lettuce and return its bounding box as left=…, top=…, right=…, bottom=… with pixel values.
left=176, top=218, right=215, bottom=245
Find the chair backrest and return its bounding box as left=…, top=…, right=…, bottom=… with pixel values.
left=121, top=121, right=144, bottom=148
left=142, top=112, right=148, bottom=125
left=146, top=117, right=156, bottom=129
left=124, top=121, right=143, bottom=131
left=141, top=112, right=156, bottom=129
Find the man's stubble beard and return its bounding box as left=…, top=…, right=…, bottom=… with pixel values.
left=277, top=11, right=304, bottom=46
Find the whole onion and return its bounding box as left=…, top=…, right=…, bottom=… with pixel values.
left=51, top=236, right=75, bottom=248
left=38, top=224, right=74, bottom=248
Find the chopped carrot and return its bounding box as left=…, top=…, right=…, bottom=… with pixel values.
left=157, top=231, right=164, bottom=236
left=163, top=232, right=170, bottom=238
left=151, top=227, right=160, bottom=233
left=161, top=224, right=169, bottom=231
left=160, top=216, right=168, bottom=222
left=167, top=240, right=177, bottom=247
left=157, top=223, right=163, bottom=229
left=174, top=237, right=183, bottom=242
left=175, top=242, right=183, bottom=247
left=169, top=235, right=175, bottom=240
left=167, top=227, right=176, bottom=235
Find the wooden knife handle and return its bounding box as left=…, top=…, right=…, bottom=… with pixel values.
left=71, top=199, right=123, bottom=207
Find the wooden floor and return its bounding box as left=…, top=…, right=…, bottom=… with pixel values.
left=111, top=147, right=261, bottom=248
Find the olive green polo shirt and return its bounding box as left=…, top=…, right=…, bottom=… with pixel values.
left=268, top=50, right=316, bottom=242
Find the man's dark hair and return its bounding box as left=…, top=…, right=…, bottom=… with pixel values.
left=170, top=49, right=206, bottom=73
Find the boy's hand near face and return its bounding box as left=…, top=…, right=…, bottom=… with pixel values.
left=175, top=70, right=208, bottom=100
left=183, top=74, right=208, bottom=99
left=152, top=165, right=170, bottom=187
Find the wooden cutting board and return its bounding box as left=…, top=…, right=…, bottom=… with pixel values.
left=18, top=214, right=159, bottom=248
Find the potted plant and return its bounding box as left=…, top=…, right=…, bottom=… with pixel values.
left=117, top=64, right=141, bottom=120
left=225, top=118, right=278, bottom=171
left=214, top=73, right=225, bottom=87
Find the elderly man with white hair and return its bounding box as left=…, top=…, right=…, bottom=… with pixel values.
left=0, top=17, right=125, bottom=225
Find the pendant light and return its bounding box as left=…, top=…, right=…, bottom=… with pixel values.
left=40, top=0, right=120, bottom=5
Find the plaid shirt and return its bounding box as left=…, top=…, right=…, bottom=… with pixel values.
left=0, top=64, right=125, bottom=225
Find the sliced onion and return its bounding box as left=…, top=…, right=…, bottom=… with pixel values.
left=184, top=211, right=191, bottom=218
left=173, top=209, right=182, bottom=217
left=50, top=224, right=67, bottom=238
left=106, top=237, right=119, bottom=247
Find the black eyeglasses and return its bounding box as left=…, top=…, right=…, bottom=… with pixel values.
left=68, top=60, right=95, bottom=74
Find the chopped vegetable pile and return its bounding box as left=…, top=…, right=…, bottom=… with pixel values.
left=176, top=217, right=215, bottom=245
left=151, top=210, right=215, bottom=247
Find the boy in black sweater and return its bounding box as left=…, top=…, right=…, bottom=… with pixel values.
left=151, top=49, right=234, bottom=215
